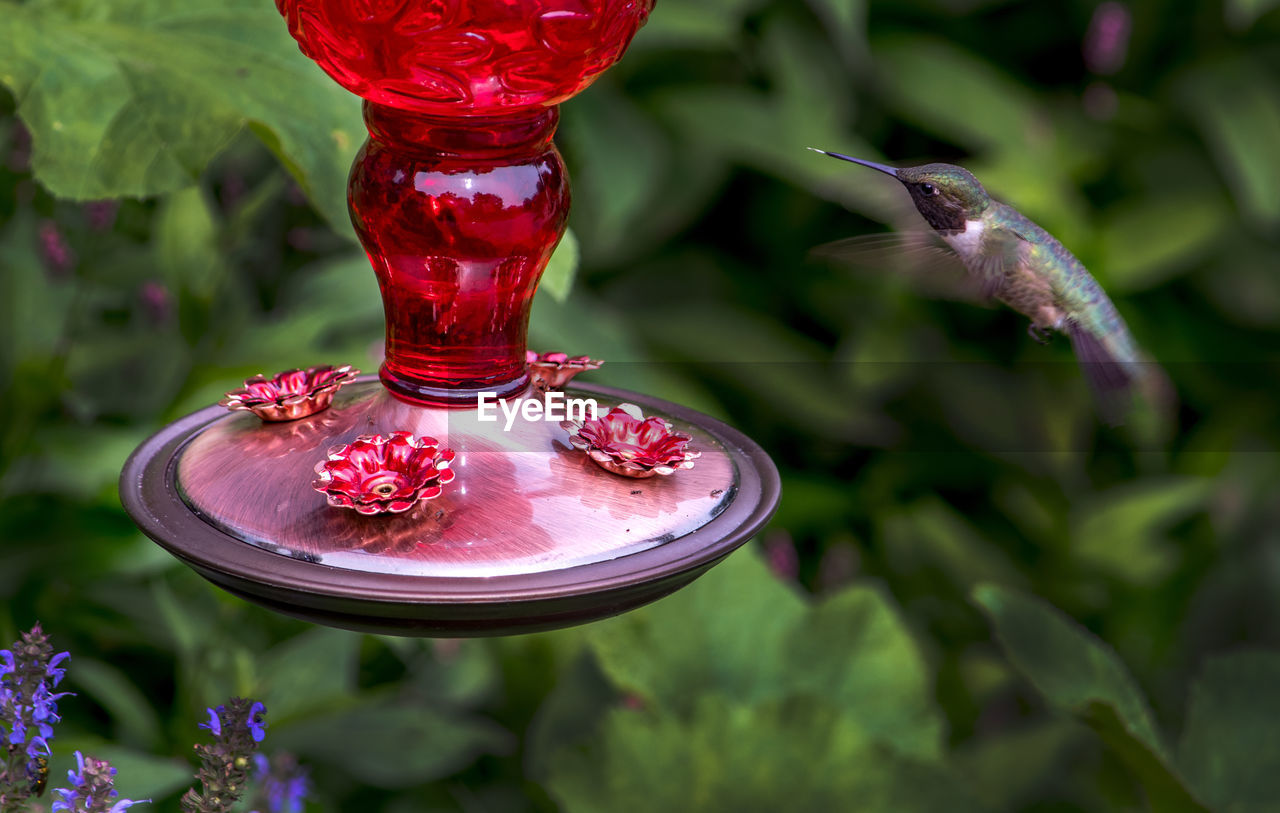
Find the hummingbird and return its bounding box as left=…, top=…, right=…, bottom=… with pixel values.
left=811, top=149, right=1171, bottom=422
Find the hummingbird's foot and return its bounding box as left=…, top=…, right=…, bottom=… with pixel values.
left=1027, top=324, right=1051, bottom=345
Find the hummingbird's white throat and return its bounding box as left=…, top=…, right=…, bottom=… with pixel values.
left=941, top=219, right=985, bottom=259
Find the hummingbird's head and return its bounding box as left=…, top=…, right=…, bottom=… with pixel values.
left=811, top=150, right=992, bottom=232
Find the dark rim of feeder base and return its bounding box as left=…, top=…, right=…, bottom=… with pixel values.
left=119, top=382, right=781, bottom=636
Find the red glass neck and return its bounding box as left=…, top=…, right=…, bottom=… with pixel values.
left=349, top=102, right=569, bottom=406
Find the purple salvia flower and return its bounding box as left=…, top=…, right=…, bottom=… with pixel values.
left=198, top=706, right=224, bottom=739
left=0, top=624, right=74, bottom=808
left=51, top=751, right=149, bottom=812
left=1084, top=1, right=1132, bottom=75
left=182, top=697, right=268, bottom=813
left=247, top=702, right=267, bottom=744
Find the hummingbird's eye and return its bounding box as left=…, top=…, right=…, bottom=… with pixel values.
left=921, top=183, right=938, bottom=196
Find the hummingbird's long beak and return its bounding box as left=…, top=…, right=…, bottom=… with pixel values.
left=807, top=148, right=899, bottom=178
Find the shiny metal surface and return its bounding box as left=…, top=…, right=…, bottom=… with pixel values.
left=178, top=381, right=738, bottom=577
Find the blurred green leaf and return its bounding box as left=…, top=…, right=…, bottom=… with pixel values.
left=955, top=720, right=1082, bottom=811
left=654, top=17, right=895, bottom=217
left=636, top=301, right=892, bottom=441
left=1097, top=195, right=1230, bottom=292
left=871, top=34, right=1040, bottom=154
left=529, top=292, right=719, bottom=414
left=630, top=0, right=767, bottom=49
left=1177, top=59, right=1280, bottom=230
left=420, top=640, right=502, bottom=708
left=540, top=229, right=579, bottom=303
left=70, top=657, right=165, bottom=749
left=585, top=551, right=806, bottom=714
left=0, top=0, right=361, bottom=235
left=973, top=585, right=1210, bottom=811
left=271, top=704, right=512, bottom=789
left=587, top=551, right=944, bottom=760
left=883, top=496, right=1027, bottom=591
left=257, top=627, right=362, bottom=724
left=548, top=695, right=985, bottom=813
left=1224, top=0, right=1280, bottom=27
left=1179, top=651, right=1280, bottom=811
left=150, top=578, right=207, bottom=662
left=154, top=186, right=224, bottom=301
left=806, top=0, right=868, bottom=64
left=526, top=650, right=617, bottom=781
left=1072, top=477, right=1213, bottom=585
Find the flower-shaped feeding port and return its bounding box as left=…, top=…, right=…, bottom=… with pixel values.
left=526, top=351, right=603, bottom=392
left=561, top=403, right=700, bottom=479
left=221, top=365, right=359, bottom=422
left=313, top=432, right=456, bottom=515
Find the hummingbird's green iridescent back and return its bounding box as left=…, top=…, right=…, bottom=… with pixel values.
left=989, top=201, right=1142, bottom=366
left=813, top=149, right=1171, bottom=419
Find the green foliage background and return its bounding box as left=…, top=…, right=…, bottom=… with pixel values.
left=3, top=0, right=1280, bottom=810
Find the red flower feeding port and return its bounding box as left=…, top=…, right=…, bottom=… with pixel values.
left=314, top=432, right=457, bottom=515
left=221, top=365, right=360, bottom=422
left=120, top=0, right=780, bottom=636
left=562, top=403, right=700, bottom=478
left=526, top=351, right=604, bottom=392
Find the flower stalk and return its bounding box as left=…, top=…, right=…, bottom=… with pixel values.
left=0, top=624, right=72, bottom=811
left=180, top=698, right=267, bottom=813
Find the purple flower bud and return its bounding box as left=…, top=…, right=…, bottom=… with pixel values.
left=139, top=281, right=173, bottom=326
left=84, top=200, right=119, bottom=231
left=762, top=531, right=799, bottom=581
left=38, top=220, right=76, bottom=277
left=1084, top=1, right=1132, bottom=76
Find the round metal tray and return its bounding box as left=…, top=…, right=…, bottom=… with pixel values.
left=120, top=382, right=780, bottom=636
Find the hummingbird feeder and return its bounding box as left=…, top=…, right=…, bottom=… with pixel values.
left=119, top=0, right=781, bottom=637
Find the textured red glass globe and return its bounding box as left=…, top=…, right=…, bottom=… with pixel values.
left=275, top=0, right=654, bottom=404
left=276, top=0, right=654, bottom=114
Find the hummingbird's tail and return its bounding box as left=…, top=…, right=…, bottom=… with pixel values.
left=1066, top=323, right=1175, bottom=425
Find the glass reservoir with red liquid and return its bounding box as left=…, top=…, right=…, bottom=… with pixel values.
left=278, top=0, right=653, bottom=404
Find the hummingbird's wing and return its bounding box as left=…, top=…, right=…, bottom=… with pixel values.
left=968, top=223, right=1033, bottom=299
left=810, top=232, right=993, bottom=305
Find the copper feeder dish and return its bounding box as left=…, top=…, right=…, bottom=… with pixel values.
left=121, top=379, right=778, bottom=636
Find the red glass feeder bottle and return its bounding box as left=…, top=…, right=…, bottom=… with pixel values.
left=120, top=0, right=780, bottom=636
